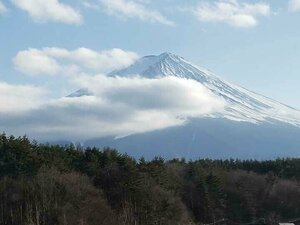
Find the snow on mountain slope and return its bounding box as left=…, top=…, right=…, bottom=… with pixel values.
left=67, top=88, right=93, bottom=97
left=108, top=52, right=300, bottom=126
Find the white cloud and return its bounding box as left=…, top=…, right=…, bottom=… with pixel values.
left=0, top=1, right=7, bottom=14
left=0, top=82, right=46, bottom=114
left=73, top=75, right=225, bottom=117
left=98, top=0, right=175, bottom=26
left=13, top=49, right=62, bottom=76
left=193, top=0, right=270, bottom=28
left=289, top=0, right=300, bottom=12
left=11, top=0, right=82, bottom=24
left=13, top=48, right=139, bottom=76
left=0, top=75, right=226, bottom=140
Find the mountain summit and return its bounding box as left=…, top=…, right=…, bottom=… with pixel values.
left=109, top=52, right=300, bottom=127
left=109, top=52, right=209, bottom=79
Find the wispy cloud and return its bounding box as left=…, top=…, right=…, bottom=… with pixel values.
left=0, top=1, right=7, bottom=14
left=13, top=48, right=139, bottom=76
left=288, top=0, right=300, bottom=12
left=193, top=0, right=270, bottom=28
left=11, top=0, right=83, bottom=24
left=96, top=0, right=175, bottom=26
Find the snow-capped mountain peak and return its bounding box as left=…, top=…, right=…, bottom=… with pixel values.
left=109, top=52, right=212, bottom=82
left=67, top=88, right=93, bottom=98
left=109, top=53, right=300, bottom=126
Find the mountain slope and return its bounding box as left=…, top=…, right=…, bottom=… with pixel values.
left=109, top=52, right=300, bottom=126
left=85, top=118, right=300, bottom=159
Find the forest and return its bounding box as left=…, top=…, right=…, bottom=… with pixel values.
left=0, top=134, right=299, bottom=225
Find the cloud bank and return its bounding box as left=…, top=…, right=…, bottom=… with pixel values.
left=9, top=46, right=225, bottom=142
left=13, top=48, right=139, bottom=76
left=11, top=0, right=83, bottom=24
left=0, top=75, right=225, bottom=141
left=193, top=0, right=270, bottom=28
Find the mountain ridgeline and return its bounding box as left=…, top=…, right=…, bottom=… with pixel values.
left=69, top=52, right=300, bottom=159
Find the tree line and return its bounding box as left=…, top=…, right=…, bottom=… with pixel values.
left=0, top=134, right=299, bottom=225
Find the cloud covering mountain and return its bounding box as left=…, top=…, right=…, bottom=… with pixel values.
left=0, top=73, right=225, bottom=140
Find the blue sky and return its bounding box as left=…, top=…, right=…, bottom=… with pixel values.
left=0, top=0, right=300, bottom=108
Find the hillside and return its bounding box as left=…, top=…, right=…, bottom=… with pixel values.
left=1, top=134, right=299, bottom=225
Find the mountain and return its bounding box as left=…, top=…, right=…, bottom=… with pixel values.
left=71, top=52, right=300, bottom=159
left=109, top=52, right=300, bottom=126
left=67, top=88, right=93, bottom=97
